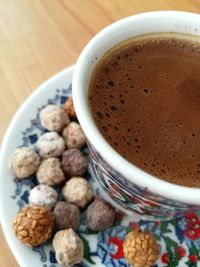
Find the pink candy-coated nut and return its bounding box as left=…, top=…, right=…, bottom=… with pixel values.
left=61, top=149, right=87, bottom=178
left=53, top=201, right=80, bottom=230
left=86, top=198, right=115, bottom=231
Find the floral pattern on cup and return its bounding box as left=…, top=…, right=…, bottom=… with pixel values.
left=88, top=142, right=200, bottom=218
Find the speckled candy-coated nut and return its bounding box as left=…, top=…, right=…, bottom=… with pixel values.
left=36, top=132, right=65, bottom=159
left=53, top=201, right=80, bottom=230
left=13, top=205, right=54, bottom=246
left=62, top=122, right=86, bottom=149
left=61, top=149, right=87, bottom=178
left=64, top=96, right=76, bottom=119
left=53, top=229, right=84, bottom=267
left=9, top=147, right=40, bottom=179
left=62, top=177, right=93, bottom=208
left=29, top=184, right=58, bottom=210
left=123, top=230, right=160, bottom=267
left=36, top=157, right=65, bottom=186
left=40, top=105, right=70, bottom=132
left=86, top=198, right=115, bottom=231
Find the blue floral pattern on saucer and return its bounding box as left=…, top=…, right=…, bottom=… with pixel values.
left=10, top=82, right=200, bottom=267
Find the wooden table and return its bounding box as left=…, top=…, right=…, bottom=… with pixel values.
left=0, top=0, right=199, bottom=266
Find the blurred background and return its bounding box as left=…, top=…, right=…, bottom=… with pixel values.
left=0, top=0, right=199, bottom=266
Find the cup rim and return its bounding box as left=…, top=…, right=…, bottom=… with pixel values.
left=73, top=10, right=200, bottom=205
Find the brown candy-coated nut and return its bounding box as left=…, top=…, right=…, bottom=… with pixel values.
left=12, top=205, right=54, bottom=246
left=62, top=122, right=86, bottom=149
left=53, top=229, right=84, bottom=267
left=61, top=149, right=87, bottom=178
left=62, top=177, right=93, bottom=208
left=53, top=201, right=80, bottom=230
left=123, top=230, right=160, bottom=267
left=64, top=96, right=76, bottom=119
left=86, top=198, right=115, bottom=231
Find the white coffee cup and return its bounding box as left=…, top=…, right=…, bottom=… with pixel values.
left=73, top=11, right=200, bottom=218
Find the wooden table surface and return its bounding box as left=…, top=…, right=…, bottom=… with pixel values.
left=0, top=0, right=200, bottom=266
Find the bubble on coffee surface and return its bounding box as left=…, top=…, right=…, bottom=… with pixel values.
left=89, top=33, right=200, bottom=188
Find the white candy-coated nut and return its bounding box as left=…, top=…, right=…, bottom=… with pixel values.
left=36, top=158, right=65, bottom=186
left=9, top=147, right=40, bottom=179
left=62, top=122, right=86, bottom=149
left=62, top=177, right=93, bottom=208
left=29, top=184, right=58, bottom=210
left=53, top=229, right=84, bottom=267
left=40, top=105, right=70, bottom=132
left=36, top=132, right=65, bottom=159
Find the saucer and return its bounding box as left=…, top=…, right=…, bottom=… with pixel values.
left=0, top=65, right=200, bottom=267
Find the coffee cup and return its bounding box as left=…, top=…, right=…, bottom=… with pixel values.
left=73, top=11, right=200, bottom=219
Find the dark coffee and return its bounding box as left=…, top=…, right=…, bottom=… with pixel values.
left=88, top=33, right=200, bottom=187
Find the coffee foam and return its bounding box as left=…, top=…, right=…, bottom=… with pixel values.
left=89, top=33, right=200, bottom=187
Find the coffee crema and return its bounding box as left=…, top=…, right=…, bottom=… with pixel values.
left=88, top=33, right=200, bottom=188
